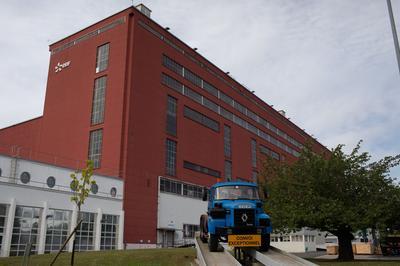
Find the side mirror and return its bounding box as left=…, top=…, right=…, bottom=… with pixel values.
left=202, top=187, right=208, bottom=201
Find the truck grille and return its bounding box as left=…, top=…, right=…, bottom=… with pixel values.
left=234, top=209, right=255, bottom=227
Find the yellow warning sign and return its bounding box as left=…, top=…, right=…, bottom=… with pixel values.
left=228, top=235, right=261, bottom=247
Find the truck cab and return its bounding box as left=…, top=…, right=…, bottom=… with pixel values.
left=200, top=181, right=272, bottom=252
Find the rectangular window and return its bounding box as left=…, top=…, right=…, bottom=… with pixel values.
left=162, top=55, right=183, bottom=75
left=247, top=123, right=258, bottom=135
left=91, top=76, right=107, bottom=125
left=10, top=206, right=42, bottom=256
left=183, top=106, right=219, bottom=132
left=203, top=97, right=219, bottom=113
left=225, top=160, right=232, bottom=181
left=234, top=101, right=246, bottom=115
left=75, top=212, right=96, bottom=251
left=184, top=69, right=202, bottom=88
left=160, top=178, right=182, bottom=195
left=183, top=184, right=203, bottom=199
left=233, top=115, right=247, bottom=128
left=0, top=204, right=7, bottom=252
left=95, top=43, right=109, bottom=73
left=165, top=139, right=177, bottom=176
left=183, top=224, right=200, bottom=238
left=45, top=209, right=71, bottom=253
left=251, top=139, right=257, bottom=167
left=184, top=87, right=202, bottom=104
left=183, top=161, right=221, bottom=178
left=220, top=108, right=233, bottom=121
left=219, top=92, right=234, bottom=106
left=162, top=73, right=184, bottom=93
left=100, top=214, right=118, bottom=250
left=202, top=81, right=218, bottom=97
left=224, top=125, right=231, bottom=157
left=88, top=129, right=103, bottom=168
left=247, top=109, right=259, bottom=122
left=260, top=145, right=280, bottom=160
left=166, top=96, right=177, bottom=136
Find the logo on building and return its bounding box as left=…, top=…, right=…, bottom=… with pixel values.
left=54, top=61, right=71, bottom=73
left=241, top=213, right=248, bottom=222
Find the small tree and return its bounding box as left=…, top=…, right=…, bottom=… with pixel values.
left=70, top=160, right=96, bottom=265
left=260, top=141, right=400, bottom=261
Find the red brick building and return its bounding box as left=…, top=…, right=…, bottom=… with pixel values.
left=0, top=5, right=327, bottom=247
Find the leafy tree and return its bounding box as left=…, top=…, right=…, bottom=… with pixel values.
left=50, top=160, right=96, bottom=266
left=260, top=141, right=400, bottom=261
left=70, top=160, right=96, bottom=265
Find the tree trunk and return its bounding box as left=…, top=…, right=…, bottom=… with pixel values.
left=71, top=206, right=81, bottom=266
left=337, top=230, right=354, bottom=261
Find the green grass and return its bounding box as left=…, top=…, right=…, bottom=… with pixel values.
left=308, top=259, right=400, bottom=266
left=0, top=248, right=196, bottom=266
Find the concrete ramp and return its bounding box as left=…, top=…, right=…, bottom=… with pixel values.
left=247, top=246, right=317, bottom=266
left=195, top=235, right=317, bottom=266
left=195, top=236, right=241, bottom=266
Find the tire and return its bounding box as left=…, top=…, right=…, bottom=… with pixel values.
left=200, top=214, right=208, bottom=243
left=208, top=234, right=219, bottom=252
left=260, top=233, right=270, bottom=252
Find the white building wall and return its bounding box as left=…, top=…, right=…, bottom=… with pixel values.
left=271, top=229, right=318, bottom=253
left=0, top=155, right=124, bottom=257
left=157, top=178, right=207, bottom=247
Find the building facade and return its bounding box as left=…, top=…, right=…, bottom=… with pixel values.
left=0, top=154, right=124, bottom=257
left=0, top=4, right=328, bottom=253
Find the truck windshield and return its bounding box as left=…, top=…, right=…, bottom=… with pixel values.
left=215, top=185, right=259, bottom=200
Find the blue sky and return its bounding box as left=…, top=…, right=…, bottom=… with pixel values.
left=0, top=0, right=399, bottom=177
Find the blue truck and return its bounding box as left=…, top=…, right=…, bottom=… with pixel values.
left=200, top=181, right=272, bottom=252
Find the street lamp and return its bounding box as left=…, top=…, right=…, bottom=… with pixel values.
left=387, top=0, right=400, bottom=75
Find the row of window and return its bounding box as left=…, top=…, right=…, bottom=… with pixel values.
left=260, top=145, right=281, bottom=161
left=224, top=125, right=231, bottom=158
left=51, top=17, right=124, bottom=55
left=139, top=20, right=309, bottom=152
left=159, top=177, right=204, bottom=200
left=183, top=106, right=219, bottom=132
left=14, top=170, right=117, bottom=197
left=1, top=204, right=118, bottom=256
left=183, top=161, right=220, bottom=178
left=270, top=235, right=315, bottom=243
left=161, top=73, right=300, bottom=158
left=162, top=55, right=304, bottom=151
left=87, top=43, right=110, bottom=169
left=183, top=224, right=200, bottom=238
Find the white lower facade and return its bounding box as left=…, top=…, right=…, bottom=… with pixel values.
left=156, top=176, right=207, bottom=248
left=0, top=155, right=124, bottom=257
left=271, top=228, right=318, bottom=253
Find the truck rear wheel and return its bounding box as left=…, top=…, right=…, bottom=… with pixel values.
left=199, top=214, right=208, bottom=243
left=260, top=233, right=270, bottom=252
left=208, top=234, right=218, bottom=252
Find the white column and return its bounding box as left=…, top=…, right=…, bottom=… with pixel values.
left=94, top=208, right=102, bottom=251
left=38, top=201, right=48, bottom=254
left=68, top=205, right=78, bottom=252
left=118, top=210, right=124, bottom=250
left=1, top=198, right=16, bottom=257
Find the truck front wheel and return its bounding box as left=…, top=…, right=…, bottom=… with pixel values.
left=260, top=233, right=270, bottom=252
left=208, top=234, right=219, bottom=252
left=199, top=214, right=208, bottom=243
